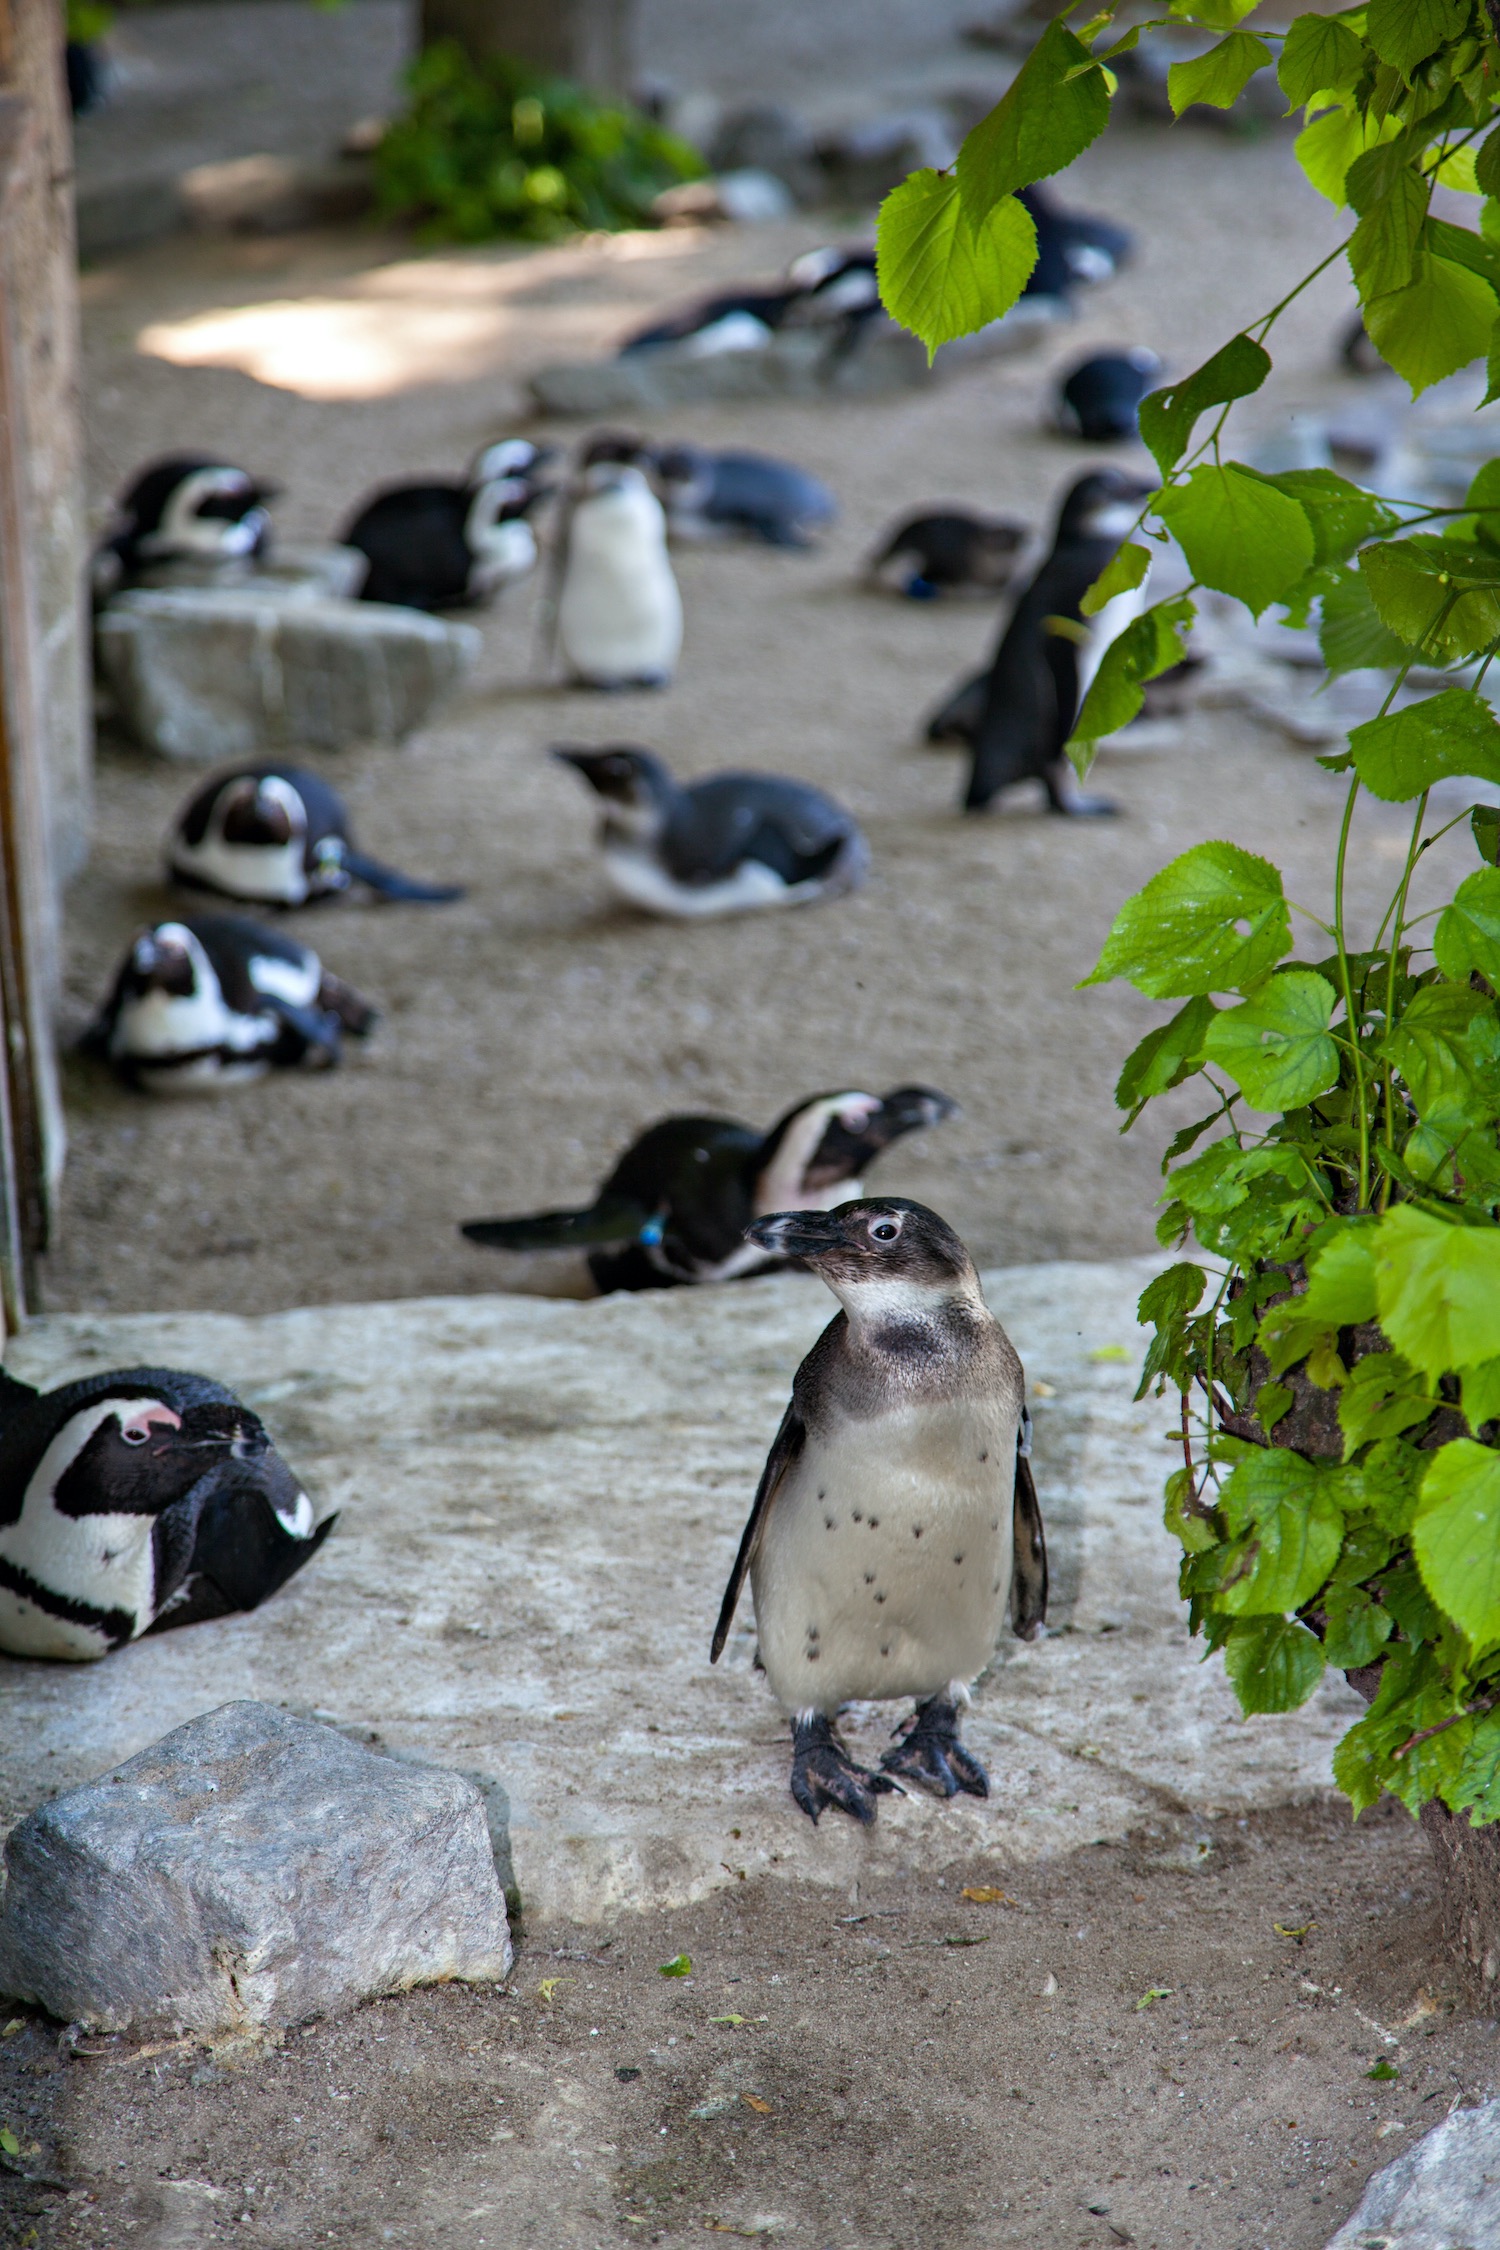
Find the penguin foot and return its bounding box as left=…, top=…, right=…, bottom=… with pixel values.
left=790, top=1712, right=902, bottom=1827
left=1046, top=792, right=1118, bottom=819
left=880, top=1696, right=989, bottom=1800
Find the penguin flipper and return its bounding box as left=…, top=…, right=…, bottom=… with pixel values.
left=339, top=848, right=465, bottom=905
left=1011, top=1436, right=1049, bottom=1640
left=926, top=670, right=988, bottom=747
left=461, top=1196, right=648, bottom=1253
left=710, top=1401, right=805, bottom=1663
left=0, top=1366, right=40, bottom=1410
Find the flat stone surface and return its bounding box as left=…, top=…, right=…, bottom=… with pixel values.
left=0, top=1700, right=512, bottom=2034
left=1325, top=2096, right=1500, bottom=2248
left=0, top=1260, right=1363, bottom=1921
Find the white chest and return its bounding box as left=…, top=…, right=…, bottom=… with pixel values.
left=558, top=492, right=683, bottom=679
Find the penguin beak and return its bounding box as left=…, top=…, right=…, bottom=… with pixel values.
left=879, top=1085, right=960, bottom=1133
left=746, top=1208, right=854, bottom=1258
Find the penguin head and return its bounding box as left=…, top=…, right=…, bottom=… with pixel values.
left=217, top=772, right=305, bottom=852
left=761, top=1086, right=959, bottom=1197
left=52, top=1388, right=268, bottom=1516
left=117, top=456, right=277, bottom=564
left=1057, top=350, right=1161, bottom=440
left=651, top=444, right=714, bottom=508
left=121, top=922, right=205, bottom=1003
left=468, top=437, right=555, bottom=486
left=746, top=1197, right=980, bottom=1319
left=1055, top=467, right=1157, bottom=547
left=552, top=744, right=677, bottom=836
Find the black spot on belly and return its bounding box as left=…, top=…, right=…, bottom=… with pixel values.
left=825, top=1516, right=836, bottom=1530
left=991, top=1519, right=1000, bottom=1531
left=818, top=1490, right=826, bottom=1501
left=807, top=1625, right=819, bottom=1639
left=912, top=1526, right=923, bottom=1539
left=979, top=1450, right=988, bottom=1462
left=863, top=1572, right=876, bottom=1585
left=880, top=1643, right=891, bottom=1657
left=867, top=1516, right=879, bottom=1528
left=953, top=1554, right=964, bottom=1566
left=874, top=1591, right=886, bottom=1604
left=806, top=1648, right=820, bottom=1660
left=852, top=1509, right=863, bottom=1522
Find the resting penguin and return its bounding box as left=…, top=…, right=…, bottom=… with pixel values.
left=342, top=439, right=555, bottom=611
left=553, top=440, right=683, bottom=689
left=652, top=446, right=836, bottom=550
left=619, top=285, right=803, bottom=358
left=86, top=914, right=375, bottom=1091
left=462, top=1085, right=957, bottom=1293
left=167, top=764, right=463, bottom=907
left=553, top=744, right=869, bottom=918
left=1055, top=349, right=1161, bottom=442
left=0, top=1363, right=334, bottom=1661
left=93, top=455, right=277, bottom=600
left=710, top=1198, right=1047, bottom=1825
left=935, top=467, right=1156, bottom=816
left=1020, top=182, right=1133, bottom=299
left=867, top=509, right=1027, bottom=599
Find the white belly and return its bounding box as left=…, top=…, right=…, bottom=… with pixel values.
left=600, top=841, right=791, bottom=920
left=558, top=511, right=683, bottom=684
left=173, top=834, right=309, bottom=905
left=751, top=1394, right=1017, bottom=1713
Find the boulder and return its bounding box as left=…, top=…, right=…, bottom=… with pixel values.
left=0, top=1701, right=513, bottom=2034
left=95, top=588, right=480, bottom=762
left=1325, top=2098, right=1500, bottom=2248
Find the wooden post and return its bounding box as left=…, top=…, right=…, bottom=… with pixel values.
left=418, top=0, right=641, bottom=95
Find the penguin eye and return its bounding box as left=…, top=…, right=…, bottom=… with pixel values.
left=871, top=1219, right=901, bottom=1243
left=121, top=1425, right=150, bottom=1446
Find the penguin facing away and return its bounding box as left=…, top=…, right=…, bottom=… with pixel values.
left=555, top=445, right=683, bottom=690
left=461, top=1085, right=958, bottom=1293
left=710, top=1199, right=1047, bottom=1825
left=552, top=744, right=869, bottom=919
left=342, top=439, right=555, bottom=611
left=652, top=446, right=837, bottom=550
left=167, top=764, right=464, bottom=907
left=1056, top=349, right=1161, bottom=442
left=87, top=914, right=375, bottom=1091
left=867, top=510, right=1028, bottom=599
left=0, top=1363, right=335, bottom=1661
left=93, top=455, right=278, bottom=600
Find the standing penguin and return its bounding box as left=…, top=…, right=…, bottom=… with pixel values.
left=86, top=914, right=375, bottom=1090
left=938, top=467, right=1155, bottom=816
left=167, top=765, right=463, bottom=907
left=0, top=1364, right=334, bottom=1661
left=461, top=1084, right=957, bottom=1292
left=342, top=439, right=555, bottom=611
left=93, top=456, right=277, bottom=600
left=1055, top=349, right=1161, bottom=442
left=553, top=744, right=868, bottom=918
left=867, top=509, right=1027, bottom=598
left=554, top=439, right=683, bottom=689
left=710, top=1199, right=1047, bottom=1824
left=652, top=446, right=836, bottom=550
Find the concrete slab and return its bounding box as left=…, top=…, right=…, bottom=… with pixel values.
left=0, top=1259, right=1363, bottom=1922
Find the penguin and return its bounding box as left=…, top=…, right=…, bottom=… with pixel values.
left=552, top=744, right=869, bottom=918
left=619, top=286, right=802, bottom=358
left=651, top=446, right=836, bottom=550
left=85, top=914, right=375, bottom=1091
left=461, top=1084, right=957, bottom=1293
left=341, top=439, right=555, bottom=611
left=709, top=1198, right=1047, bottom=1825
left=938, top=467, right=1157, bottom=816
left=0, top=1363, right=334, bottom=1661
left=1055, top=349, right=1161, bottom=442
left=553, top=442, right=683, bottom=689
left=866, top=510, right=1027, bottom=599
left=166, top=765, right=464, bottom=908
left=93, top=455, right=277, bottom=600
left=1020, top=182, right=1133, bottom=300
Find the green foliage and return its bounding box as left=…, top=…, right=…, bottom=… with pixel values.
left=1083, top=842, right=1290, bottom=999
left=1066, top=595, right=1196, bottom=772
left=372, top=43, right=703, bottom=243
left=876, top=176, right=1037, bottom=358
left=1168, top=31, right=1272, bottom=116
left=955, top=19, right=1111, bottom=217
left=1201, top=971, right=1340, bottom=1113
left=1138, top=335, right=1271, bottom=476
left=1154, top=467, right=1314, bottom=615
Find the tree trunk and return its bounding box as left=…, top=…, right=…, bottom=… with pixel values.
left=1420, top=1802, right=1500, bottom=2001
left=419, top=0, right=641, bottom=95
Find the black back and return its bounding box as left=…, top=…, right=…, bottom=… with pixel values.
left=620, top=288, right=799, bottom=354
left=176, top=765, right=350, bottom=856
left=343, top=485, right=474, bottom=609
left=664, top=774, right=856, bottom=886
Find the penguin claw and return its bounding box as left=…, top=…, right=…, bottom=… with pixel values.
left=879, top=1696, right=989, bottom=1801
left=790, top=1713, right=902, bottom=1827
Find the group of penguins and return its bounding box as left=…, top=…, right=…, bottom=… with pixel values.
left=8, top=196, right=1155, bottom=1823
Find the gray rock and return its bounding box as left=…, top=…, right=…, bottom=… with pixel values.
left=179, top=152, right=373, bottom=234
left=95, top=588, right=480, bottom=762
left=0, top=1701, right=513, bottom=2035
left=706, top=102, right=822, bottom=205
left=1324, top=2099, right=1500, bottom=2248
left=654, top=169, right=797, bottom=226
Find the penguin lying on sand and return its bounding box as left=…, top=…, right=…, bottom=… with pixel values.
left=342, top=439, right=555, bottom=610
left=167, top=765, right=463, bottom=908
left=554, top=439, right=683, bottom=689
left=1020, top=182, right=1132, bottom=300
left=0, top=1364, right=333, bottom=1661
left=93, top=455, right=277, bottom=600
left=619, top=246, right=880, bottom=359
left=867, top=510, right=1027, bottom=599
left=1056, top=349, right=1161, bottom=442
left=87, top=914, right=375, bottom=1091
left=711, top=1198, right=1047, bottom=1825
left=652, top=446, right=836, bottom=550
left=553, top=744, right=868, bottom=918
left=462, top=1085, right=957, bottom=1293
left=932, top=467, right=1156, bottom=816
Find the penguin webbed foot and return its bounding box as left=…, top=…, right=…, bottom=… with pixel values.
left=790, top=1712, right=901, bottom=1827
left=879, top=1696, right=988, bottom=1800
left=1044, top=762, right=1118, bottom=819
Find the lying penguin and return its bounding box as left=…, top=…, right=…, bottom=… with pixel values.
left=167, top=765, right=463, bottom=908
left=867, top=509, right=1027, bottom=598
left=93, top=455, right=277, bottom=600
left=553, top=744, right=869, bottom=918
left=462, top=1084, right=957, bottom=1293
left=1021, top=182, right=1133, bottom=300
left=929, top=467, right=1156, bottom=816
left=0, top=1363, right=334, bottom=1661
left=1055, top=349, right=1161, bottom=442
left=554, top=440, right=683, bottom=689
left=342, top=438, right=555, bottom=610
left=618, top=246, right=879, bottom=359
left=710, top=1198, right=1047, bottom=1825
left=652, top=445, right=836, bottom=550
left=86, top=914, right=375, bottom=1091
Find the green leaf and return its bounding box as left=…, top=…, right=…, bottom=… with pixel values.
left=955, top=20, right=1112, bottom=219
left=1277, top=13, right=1365, bottom=108
left=1338, top=1446, right=1420, bottom=1541
left=1254, top=1381, right=1295, bottom=1434
left=1365, top=0, right=1467, bottom=75
left=1137, top=334, right=1271, bottom=477
left=1258, top=1224, right=1379, bottom=1375
left=1169, top=0, right=1260, bottom=26
left=1165, top=1467, right=1218, bottom=1554
left=876, top=173, right=1038, bottom=358
left=1460, top=1356, right=1500, bottom=1431
left=1425, top=217, right=1500, bottom=297
left=1115, top=994, right=1218, bottom=1116
left=1167, top=30, right=1271, bottom=115
left=658, top=1953, right=693, bottom=1977
left=1367, top=2057, right=1400, bottom=2081
left=1363, top=536, right=1500, bottom=660
left=1375, top=1206, right=1500, bottom=1381
left=1138, top=1261, right=1207, bottom=1328
left=1259, top=471, right=1398, bottom=569
left=1363, top=255, right=1497, bottom=395
left=1066, top=594, right=1197, bottom=772
left=1349, top=689, right=1500, bottom=801
left=1332, top=1641, right=1468, bottom=1814
left=0, top=2127, right=17, bottom=2158
left=1296, top=105, right=1402, bottom=209
left=1202, top=970, right=1340, bottom=1113
left=1414, top=1439, right=1500, bottom=1648
left=1338, top=1350, right=1436, bottom=1453
left=1451, top=1704, right=1500, bottom=1821
left=1223, top=1614, right=1327, bottom=1712
left=1322, top=1583, right=1395, bottom=1669
left=1082, top=840, right=1291, bottom=999
left=1475, top=806, right=1500, bottom=864
left=1435, top=867, right=1500, bottom=986
left=1217, top=1449, right=1345, bottom=1614
left=1081, top=541, right=1151, bottom=618
left=1155, top=466, right=1315, bottom=617
left=1317, top=563, right=1419, bottom=673
left=1348, top=165, right=1429, bottom=302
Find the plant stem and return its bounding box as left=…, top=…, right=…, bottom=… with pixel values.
left=1332, top=775, right=1370, bottom=1209
left=1379, top=790, right=1430, bottom=1203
